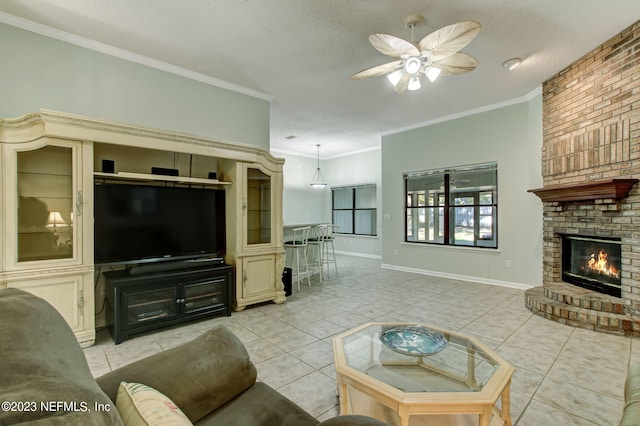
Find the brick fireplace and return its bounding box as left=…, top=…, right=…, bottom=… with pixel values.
left=525, top=20, right=640, bottom=336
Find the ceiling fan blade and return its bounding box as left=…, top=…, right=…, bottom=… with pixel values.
left=433, top=53, right=478, bottom=76
left=369, top=34, right=420, bottom=58
left=393, top=73, right=410, bottom=94
left=419, top=20, right=481, bottom=61
left=350, top=60, right=402, bottom=80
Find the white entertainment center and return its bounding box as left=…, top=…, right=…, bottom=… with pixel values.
left=0, top=110, right=286, bottom=347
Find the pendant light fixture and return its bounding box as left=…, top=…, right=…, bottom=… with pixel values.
left=310, top=144, right=327, bottom=189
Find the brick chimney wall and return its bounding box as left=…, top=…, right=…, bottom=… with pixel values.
left=541, top=20, right=640, bottom=305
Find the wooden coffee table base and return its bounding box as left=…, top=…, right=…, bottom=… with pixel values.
left=338, top=376, right=512, bottom=426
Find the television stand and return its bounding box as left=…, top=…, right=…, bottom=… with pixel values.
left=104, top=264, right=233, bottom=344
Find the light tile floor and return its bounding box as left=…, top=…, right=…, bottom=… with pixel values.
left=84, top=255, right=640, bottom=425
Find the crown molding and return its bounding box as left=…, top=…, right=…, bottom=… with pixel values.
left=382, top=86, right=542, bottom=137
left=271, top=145, right=380, bottom=160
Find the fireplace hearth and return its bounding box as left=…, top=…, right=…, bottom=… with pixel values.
left=562, top=235, right=622, bottom=298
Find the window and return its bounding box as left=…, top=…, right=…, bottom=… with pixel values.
left=404, top=163, right=497, bottom=248
left=332, top=184, right=377, bottom=236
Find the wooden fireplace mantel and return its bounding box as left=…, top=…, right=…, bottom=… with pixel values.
left=528, top=178, right=638, bottom=202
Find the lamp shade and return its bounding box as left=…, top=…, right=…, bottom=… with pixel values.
left=46, top=211, right=67, bottom=228
left=310, top=178, right=327, bottom=189
left=408, top=76, right=421, bottom=91
left=387, top=70, right=403, bottom=87
left=426, top=67, right=441, bottom=82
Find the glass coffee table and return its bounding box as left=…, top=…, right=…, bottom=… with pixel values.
left=333, top=323, right=515, bottom=426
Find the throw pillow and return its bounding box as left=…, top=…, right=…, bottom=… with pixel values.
left=116, top=381, right=192, bottom=426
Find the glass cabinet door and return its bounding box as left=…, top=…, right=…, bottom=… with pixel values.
left=183, top=278, right=225, bottom=314
left=124, top=287, right=178, bottom=327
left=17, top=144, right=75, bottom=262
left=246, top=167, right=272, bottom=245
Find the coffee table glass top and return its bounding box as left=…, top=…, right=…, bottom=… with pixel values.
left=339, top=323, right=501, bottom=393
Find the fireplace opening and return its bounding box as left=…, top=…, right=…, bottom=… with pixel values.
left=562, top=235, right=622, bottom=297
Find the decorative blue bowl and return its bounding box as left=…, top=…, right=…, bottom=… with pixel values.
left=380, top=325, right=448, bottom=356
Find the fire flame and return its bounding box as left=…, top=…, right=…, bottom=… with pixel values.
left=587, top=250, right=620, bottom=279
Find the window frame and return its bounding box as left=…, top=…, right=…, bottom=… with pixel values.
left=404, top=163, right=497, bottom=248
left=331, top=184, right=377, bottom=236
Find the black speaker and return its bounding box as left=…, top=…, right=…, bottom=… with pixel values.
left=151, top=167, right=179, bottom=176
left=102, top=159, right=115, bottom=173
left=208, top=172, right=217, bottom=180
left=282, top=267, right=292, bottom=296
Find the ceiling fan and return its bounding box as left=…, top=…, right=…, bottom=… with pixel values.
left=350, top=14, right=481, bottom=93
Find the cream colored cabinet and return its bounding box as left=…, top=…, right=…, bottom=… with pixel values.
left=222, top=161, right=285, bottom=311
left=1, top=136, right=95, bottom=347
left=2, top=111, right=287, bottom=340
left=6, top=272, right=94, bottom=343
left=237, top=254, right=283, bottom=301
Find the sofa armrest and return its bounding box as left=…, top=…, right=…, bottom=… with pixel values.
left=0, top=289, right=123, bottom=426
left=621, top=362, right=640, bottom=426
left=96, top=325, right=257, bottom=423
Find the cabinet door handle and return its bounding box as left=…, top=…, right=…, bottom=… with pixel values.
left=76, top=191, right=83, bottom=216
left=78, top=289, right=84, bottom=314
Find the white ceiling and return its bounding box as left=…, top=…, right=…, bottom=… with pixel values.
left=1, top=1, right=639, bottom=159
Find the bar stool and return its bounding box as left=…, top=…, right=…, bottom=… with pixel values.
left=322, top=224, right=338, bottom=277
left=284, top=226, right=311, bottom=291
left=307, top=224, right=327, bottom=283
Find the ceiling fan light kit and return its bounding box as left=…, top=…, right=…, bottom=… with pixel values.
left=426, top=66, right=442, bottom=82
left=408, top=76, right=421, bottom=91
left=350, top=14, right=481, bottom=94
left=404, top=57, right=421, bottom=74
left=387, top=70, right=403, bottom=86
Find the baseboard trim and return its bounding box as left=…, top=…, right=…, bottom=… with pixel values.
left=380, top=263, right=533, bottom=291
left=334, top=250, right=382, bottom=260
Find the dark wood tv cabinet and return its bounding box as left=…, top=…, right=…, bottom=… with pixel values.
left=103, top=264, right=233, bottom=344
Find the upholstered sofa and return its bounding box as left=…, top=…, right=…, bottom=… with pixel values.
left=0, top=288, right=386, bottom=425
left=621, top=362, right=640, bottom=425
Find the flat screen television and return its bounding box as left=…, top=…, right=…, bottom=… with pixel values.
left=94, top=183, right=226, bottom=265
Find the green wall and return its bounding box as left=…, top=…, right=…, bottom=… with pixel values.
left=381, top=94, right=543, bottom=288
left=278, top=151, right=330, bottom=226
left=278, top=149, right=383, bottom=258
left=323, top=149, right=382, bottom=258
left=0, top=23, right=270, bottom=149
